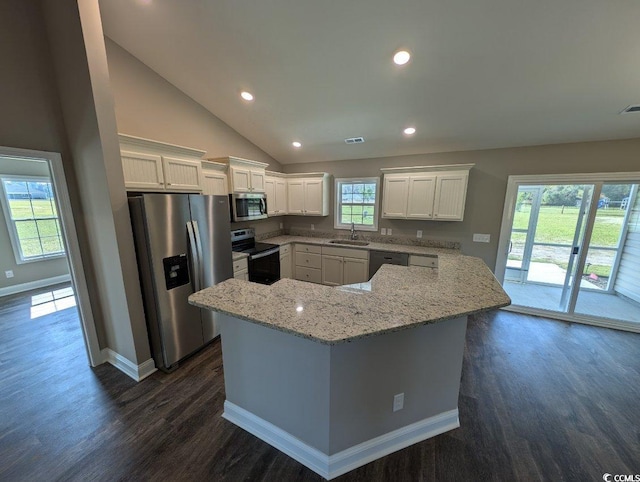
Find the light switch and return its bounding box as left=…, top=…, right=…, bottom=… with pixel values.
left=381, top=228, right=387, bottom=235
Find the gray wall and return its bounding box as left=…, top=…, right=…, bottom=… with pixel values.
left=283, top=138, right=640, bottom=269
left=104, top=38, right=283, bottom=172
left=0, top=158, right=69, bottom=290
left=42, top=0, right=151, bottom=364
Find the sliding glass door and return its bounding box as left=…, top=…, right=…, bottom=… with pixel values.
left=497, top=175, right=640, bottom=332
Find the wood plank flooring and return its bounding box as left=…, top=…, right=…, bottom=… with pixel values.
left=1, top=284, right=639, bottom=481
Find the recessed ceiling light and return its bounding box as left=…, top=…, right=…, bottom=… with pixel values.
left=292, top=141, right=302, bottom=148
left=403, top=127, right=416, bottom=135
left=393, top=50, right=411, bottom=66
left=240, top=91, right=254, bottom=101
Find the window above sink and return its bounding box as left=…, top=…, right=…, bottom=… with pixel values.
left=334, top=177, right=380, bottom=232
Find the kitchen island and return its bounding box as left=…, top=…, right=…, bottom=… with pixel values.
left=189, top=255, right=510, bottom=479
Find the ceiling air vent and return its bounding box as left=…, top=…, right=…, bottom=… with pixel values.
left=620, top=105, right=640, bottom=114
left=345, top=137, right=365, bottom=144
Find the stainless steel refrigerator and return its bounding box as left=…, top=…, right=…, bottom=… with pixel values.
left=128, top=193, right=233, bottom=371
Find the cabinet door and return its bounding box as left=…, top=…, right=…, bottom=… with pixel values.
left=382, top=176, right=409, bottom=218
left=304, top=179, right=323, bottom=215
left=322, top=255, right=343, bottom=286
left=434, top=172, right=468, bottom=221
left=162, top=156, right=203, bottom=192
left=343, top=257, right=369, bottom=285
left=287, top=180, right=305, bottom=214
left=264, top=177, right=277, bottom=215
left=230, top=166, right=252, bottom=192
left=279, top=252, right=292, bottom=279
left=407, top=175, right=436, bottom=219
left=202, top=172, right=228, bottom=195
left=250, top=170, right=266, bottom=193
left=121, top=150, right=165, bottom=191
left=275, top=179, right=288, bottom=214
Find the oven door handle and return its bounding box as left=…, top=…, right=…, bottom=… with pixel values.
left=250, top=247, right=280, bottom=260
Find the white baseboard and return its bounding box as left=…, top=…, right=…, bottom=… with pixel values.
left=101, top=348, right=157, bottom=382
left=223, top=401, right=459, bottom=480
left=0, top=274, right=71, bottom=298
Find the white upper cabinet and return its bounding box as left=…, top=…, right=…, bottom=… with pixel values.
left=286, top=173, right=330, bottom=216
left=162, top=156, right=203, bottom=192
left=209, top=157, right=269, bottom=193
left=265, top=172, right=288, bottom=216
left=407, top=175, right=436, bottom=219
left=121, top=151, right=165, bottom=191
left=433, top=172, right=468, bottom=220
left=382, top=176, right=409, bottom=218
left=119, top=134, right=205, bottom=193
left=381, top=164, right=473, bottom=221
left=201, top=161, right=228, bottom=196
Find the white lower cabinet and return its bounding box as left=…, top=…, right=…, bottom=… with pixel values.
left=321, top=246, right=369, bottom=286
left=279, top=245, right=292, bottom=279
left=294, top=244, right=322, bottom=283
left=233, top=257, right=249, bottom=281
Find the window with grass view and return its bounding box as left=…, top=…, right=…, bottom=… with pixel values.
left=334, top=178, right=379, bottom=231
left=0, top=178, right=65, bottom=262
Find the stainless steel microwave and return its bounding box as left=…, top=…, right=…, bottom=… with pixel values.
left=229, top=193, right=268, bottom=222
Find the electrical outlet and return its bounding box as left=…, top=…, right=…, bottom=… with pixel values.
left=393, top=393, right=404, bottom=412
left=5, top=270, right=14, bottom=279
left=311, top=224, right=315, bottom=230
left=387, top=228, right=392, bottom=236
left=473, top=233, right=491, bottom=243
left=381, top=228, right=387, bottom=235
left=279, top=222, right=283, bottom=229
left=417, top=230, right=423, bottom=238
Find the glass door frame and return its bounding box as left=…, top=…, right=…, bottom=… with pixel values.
left=495, top=172, right=640, bottom=334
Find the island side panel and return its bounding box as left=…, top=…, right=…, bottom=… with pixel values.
left=218, top=314, right=332, bottom=454
left=328, top=316, right=467, bottom=455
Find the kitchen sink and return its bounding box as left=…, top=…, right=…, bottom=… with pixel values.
left=328, top=239, right=370, bottom=246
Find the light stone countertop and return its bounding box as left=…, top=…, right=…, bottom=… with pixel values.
left=190, top=254, right=511, bottom=345
left=261, top=235, right=460, bottom=256
left=232, top=252, right=249, bottom=261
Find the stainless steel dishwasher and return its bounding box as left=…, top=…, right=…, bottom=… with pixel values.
left=369, top=250, right=409, bottom=278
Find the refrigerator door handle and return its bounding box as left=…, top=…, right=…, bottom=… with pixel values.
left=187, top=221, right=202, bottom=293
left=192, top=220, right=205, bottom=290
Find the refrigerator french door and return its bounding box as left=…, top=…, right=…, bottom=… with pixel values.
left=129, top=193, right=233, bottom=371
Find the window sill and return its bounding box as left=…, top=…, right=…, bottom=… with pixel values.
left=16, top=253, right=66, bottom=265
left=334, top=224, right=378, bottom=232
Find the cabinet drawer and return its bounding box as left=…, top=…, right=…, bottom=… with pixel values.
left=233, top=258, right=248, bottom=272
left=279, top=244, right=291, bottom=255
left=295, top=243, right=322, bottom=254
left=295, top=252, right=322, bottom=269
left=409, top=255, right=439, bottom=268
left=295, top=266, right=322, bottom=284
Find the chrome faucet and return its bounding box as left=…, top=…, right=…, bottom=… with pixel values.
left=350, top=222, right=358, bottom=240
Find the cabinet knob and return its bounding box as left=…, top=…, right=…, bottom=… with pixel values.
left=167, top=183, right=172, bottom=186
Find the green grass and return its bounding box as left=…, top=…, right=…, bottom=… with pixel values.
left=7, top=200, right=63, bottom=258
left=513, top=205, right=625, bottom=247
left=340, top=205, right=375, bottom=226
left=8, top=199, right=57, bottom=218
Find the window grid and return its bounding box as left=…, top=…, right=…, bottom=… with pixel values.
left=1, top=178, right=65, bottom=261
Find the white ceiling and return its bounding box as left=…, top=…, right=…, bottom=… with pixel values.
left=99, top=0, right=640, bottom=165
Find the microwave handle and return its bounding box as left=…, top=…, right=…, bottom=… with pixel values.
left=261, top=197, right=267, bottom=215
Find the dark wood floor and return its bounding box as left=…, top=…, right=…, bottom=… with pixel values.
left=1, top=284, right=639, bottom=481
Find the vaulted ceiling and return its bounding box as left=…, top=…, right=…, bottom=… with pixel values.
left=99, top=0, right=640, bottom=164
